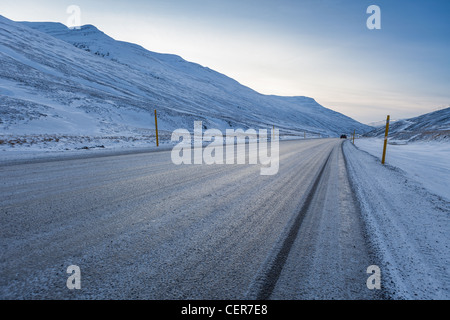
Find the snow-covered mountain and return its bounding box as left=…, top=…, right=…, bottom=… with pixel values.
left=0, top=15, right=371, bottom=149
left=364, top=107, right=450, bottom=142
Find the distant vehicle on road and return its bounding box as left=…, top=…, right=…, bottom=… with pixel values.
left=340, top=135, right=347, bottom=139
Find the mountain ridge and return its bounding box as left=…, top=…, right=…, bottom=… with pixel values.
left=0, top=15, right=372, bottom=150
left=364, top=107, right=450, bottom=142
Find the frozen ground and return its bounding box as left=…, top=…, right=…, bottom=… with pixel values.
left=354, top=138, right=450, bottom=201
left=343, top=141, right=450, bottom=299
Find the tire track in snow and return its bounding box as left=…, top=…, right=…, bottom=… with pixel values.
left=245, top=148, right=333, bottom=300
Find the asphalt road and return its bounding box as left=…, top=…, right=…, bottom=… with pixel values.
left=0, top=139, right=380, bottom=299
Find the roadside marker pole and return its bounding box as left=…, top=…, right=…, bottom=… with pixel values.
left=353, top=130, right=355, bottom=144
left=154, top=109, right=159, bottom=147
left=381, top=115, right=390, bottom=164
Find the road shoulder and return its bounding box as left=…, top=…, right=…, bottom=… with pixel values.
left=343, top=141, right=450, bottom=299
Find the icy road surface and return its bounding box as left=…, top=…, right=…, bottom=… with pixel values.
left=1, top=139, right=382, bottom=299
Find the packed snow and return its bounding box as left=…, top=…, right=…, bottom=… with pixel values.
left=344, top=140, right=450, bottom=299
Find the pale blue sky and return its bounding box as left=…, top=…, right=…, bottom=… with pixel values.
left=1, top=0, right=449, bottom=123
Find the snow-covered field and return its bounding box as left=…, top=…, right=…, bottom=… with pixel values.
left=344, top=140, right=450, bottom=299
left=354, top=138, right=450, bottom=201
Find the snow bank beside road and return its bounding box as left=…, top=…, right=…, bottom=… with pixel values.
left=343, top=141, right=449, bottom=299
left=354, top=138, right=450, bottom=201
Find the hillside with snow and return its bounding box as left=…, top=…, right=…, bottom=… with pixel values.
left=0, top=15, right=371, bottom=151
left=364, top=107, right=450, bottom=142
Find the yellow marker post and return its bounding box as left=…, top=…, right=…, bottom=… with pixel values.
left=381, top=115, right=390, bottom=164
left=154, top=109, right=159, bottom=147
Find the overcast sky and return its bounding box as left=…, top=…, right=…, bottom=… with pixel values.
left=1, top=0, right=449, bottom=123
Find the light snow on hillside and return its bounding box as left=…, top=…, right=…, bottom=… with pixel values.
left=0, top=15, right=371, bottom=153
left=364, top=108, right=450, bottom=142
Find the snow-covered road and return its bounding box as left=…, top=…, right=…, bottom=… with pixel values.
left=1, top=139, right=382, bottom=299
left=268, top=141, right=380, bottom=299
